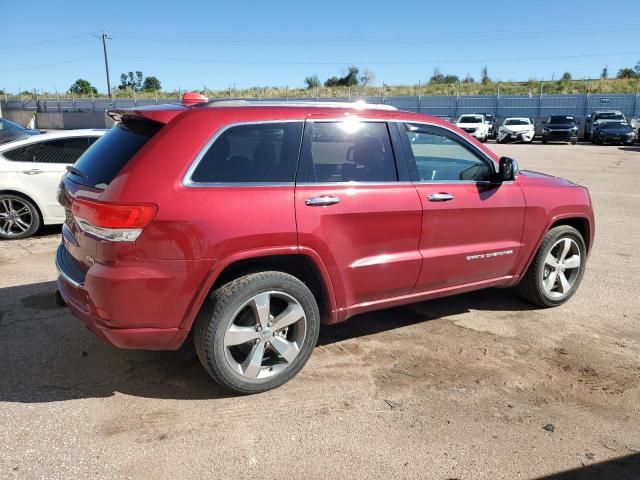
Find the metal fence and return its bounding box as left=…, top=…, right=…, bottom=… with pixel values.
left=2, top=93, right=639, bottom=121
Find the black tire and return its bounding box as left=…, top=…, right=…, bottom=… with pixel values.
left=571, top=139, right=577, bottom=145
left=194, top=271, right=320, bottom=394
left=0, top=194, right=41, bottom=240
left=516, top=225, right=587, bottom=308
left=542, top=139, right=548, bottom=144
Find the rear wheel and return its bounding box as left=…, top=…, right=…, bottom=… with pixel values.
left=194, top=271, right=320, bottom=394
left=516, top=226, right=587, bottom=307
left=0, top=194, right=41, bottom=240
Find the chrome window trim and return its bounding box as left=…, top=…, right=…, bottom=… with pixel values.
left=182, top=118, right=500, bottom=188
left=182, top=119, right=303, bottom=188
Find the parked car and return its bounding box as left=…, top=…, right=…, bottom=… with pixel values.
left=542, top=115, right=579, bottom=144
left=0, top=129, right=106, bottom=239
left=591, top=121, right=636, bottom=145
left=472, top=112, right=498, bottom=138
left=0, top=118, right=42, bottom=145
left=456, top=114, right=489, bottom=142
left=496, top=117, right=535, bottom=143
left=55, top=101, right=594, bottom=394
left=583, top=110, right=627, bottom=140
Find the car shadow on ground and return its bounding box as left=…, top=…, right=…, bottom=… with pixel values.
left=0, top=280, right=536, bottom=403
left=533, top=453, right=640, bottom=480
left=619, top=146, right=640, bottom=153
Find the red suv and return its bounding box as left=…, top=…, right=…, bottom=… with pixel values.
left=56, top=101, right=594, bottom=393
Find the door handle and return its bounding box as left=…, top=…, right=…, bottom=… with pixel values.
left=22, top=169, right=43, bottom=175
left=427, top=192, right=455, bottom=202
left=305, top=196, right=341, bottom=207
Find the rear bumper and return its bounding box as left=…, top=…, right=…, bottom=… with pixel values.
left=55, top=243, right=193, bottom=350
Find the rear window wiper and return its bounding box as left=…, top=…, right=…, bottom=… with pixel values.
left=66, top=165, right=89, bottom=179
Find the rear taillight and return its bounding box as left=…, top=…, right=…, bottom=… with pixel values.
left=72, top=198, right=157, bottom=242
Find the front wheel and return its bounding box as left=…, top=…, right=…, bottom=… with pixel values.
left=516, top=226, right=587, bottom=307
left=194, top=271, right=320, bottom=394
left=0, top=194, right=41, bottom=240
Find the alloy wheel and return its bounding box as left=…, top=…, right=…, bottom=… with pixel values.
left=0, top=197, right=33, bottom=238
left=223, top=291, right=307, bottom=380
left=541, top=238, right=581, bottom=299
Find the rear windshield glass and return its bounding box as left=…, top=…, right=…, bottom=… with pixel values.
left=595, top=112, right=624, bottom=121
left=67, top=120, right=161, bottom=188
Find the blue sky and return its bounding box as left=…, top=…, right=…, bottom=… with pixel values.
left=1, top=0, right=639, bottom=93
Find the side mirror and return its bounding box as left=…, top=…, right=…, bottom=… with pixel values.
left=542, top=120, right=547, bottom=124
left=498, top=156, right=519, bottom=182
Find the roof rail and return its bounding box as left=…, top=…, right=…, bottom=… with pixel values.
left=196, top=100, right=398, bottom=111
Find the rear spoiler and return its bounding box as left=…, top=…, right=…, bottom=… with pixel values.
left=106, top=104, right=189, bottom=125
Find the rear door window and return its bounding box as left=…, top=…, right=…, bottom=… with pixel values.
left=190, top=122, right=303, bottom=184
left=301, top=122, right=398, bottom=183
left=31, top=137, right=93, bottom=164
left=68, top=121, right=161, bottom=188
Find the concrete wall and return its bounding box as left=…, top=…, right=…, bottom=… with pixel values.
left=2, top=110, right=113, bottom=130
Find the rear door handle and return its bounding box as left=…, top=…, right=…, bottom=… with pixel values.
left=305, top=196, right=341, bottom=207
left=427, top=193, right=455, bottom=202
left=22, top=169, right=44, bottom=175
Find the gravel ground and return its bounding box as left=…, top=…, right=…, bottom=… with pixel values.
left=1, top=142, right=639, bottom=479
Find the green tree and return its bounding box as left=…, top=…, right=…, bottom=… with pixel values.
left=304, top=75, right=321, bottom=89
left=616, top=68, right=637, bottom=79
left=69, top=79, right=98, bottom=95
left=462, top=74, right=475, bottom=83
left=119, top=71, right=145, bottom=91
left=600, top=66, right=608, bottom=79
left=143, top=76, right=162, bottom=91
left=560, top=72, right=572, bottom=81
left=481, top=66, right=490, bottom=84
left=324, top=66, right=360, bottom=87
left=430, top=68, right=444, bottom=84
left=635, top=60, right=640, bottom=74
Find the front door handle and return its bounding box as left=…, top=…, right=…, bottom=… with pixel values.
left=305, top=196, right=341, bottom=207
left=427, top=192, right=455, bottom=202
left=22, top=169, right=44, bottom=175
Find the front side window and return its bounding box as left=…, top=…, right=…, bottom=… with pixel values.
left=302, top=121, right=397, bottom=183
left=191, top=122, right=303, bottom=183
left=32, top=137, right=93, bottom=164
left=402, top=124, right=494, bottom=182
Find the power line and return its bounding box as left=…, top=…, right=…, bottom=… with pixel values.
left=0, top=32, right=96, bottom=51
left=0, top=56, right=102, bottom=73
left=111, top=50, right=640, bottom=66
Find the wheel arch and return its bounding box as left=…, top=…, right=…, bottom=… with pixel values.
left=180, top=249, right=338, bottom=332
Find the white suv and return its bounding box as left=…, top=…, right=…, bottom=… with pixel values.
left=0, top=129, right=105, bottom=239
left=455, top=114, right=489, bottom=142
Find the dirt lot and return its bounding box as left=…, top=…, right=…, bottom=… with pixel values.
left=1, top=143, right=639, bottom=479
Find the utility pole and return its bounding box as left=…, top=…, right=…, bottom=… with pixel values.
left=95, top=33, right=113, bottom=100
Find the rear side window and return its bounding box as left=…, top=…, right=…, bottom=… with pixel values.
left=302, top=122, right=397, bottom=183
left=32, top=137, right=94, bottom=164
left=190, top=122, right=303, bottom=184
left=2, top=145, right=32, bottom=162
left=68, top=121, right=161, bottom=188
